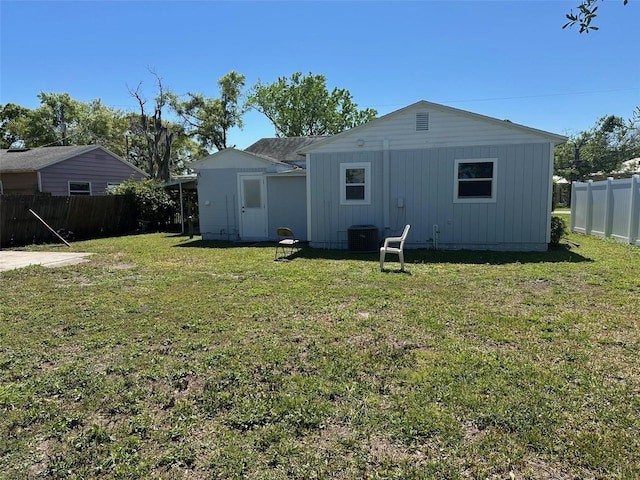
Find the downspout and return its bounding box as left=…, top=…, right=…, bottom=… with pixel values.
left=37, top=171, right=42, bottom=193
left=306, top=153, right=312, bottom=245
left=383, top=139, right=390, bottom=234
left=179, top=181, right=185, bottom=234
left=546, top=143, right=555, bottom=244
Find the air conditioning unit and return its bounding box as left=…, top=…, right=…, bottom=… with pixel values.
left=348, top=225, right=379, bottom=252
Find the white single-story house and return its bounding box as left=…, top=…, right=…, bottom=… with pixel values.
left=191, top=100, right=567, bottom=251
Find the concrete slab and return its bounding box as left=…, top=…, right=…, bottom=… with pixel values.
left=0, top=251, right=93, bottom=272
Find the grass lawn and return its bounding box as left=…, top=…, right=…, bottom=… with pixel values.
left=1, top=226, right=639, bottom=479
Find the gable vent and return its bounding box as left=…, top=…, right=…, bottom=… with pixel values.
left=416, top=112, right=429, bottom=131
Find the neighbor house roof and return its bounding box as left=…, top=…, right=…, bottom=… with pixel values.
left=299, top=100, right=567, bottom=154
left=244, top=136, right=327, bottom=163
left=188, top=137, right=328, bottom=171
left=0, top=145, right=147, bottom=175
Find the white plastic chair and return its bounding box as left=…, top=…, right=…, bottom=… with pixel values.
left=380, top=224, right=410, bottom=271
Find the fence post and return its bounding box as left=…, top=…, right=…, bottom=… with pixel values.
left=629, top=175, right=639, bottom=245
left=570, top=181, right=577, bottom=232
left=604, top=177, right=613, bottom=238
left=586, top=180, right=593, bottom=235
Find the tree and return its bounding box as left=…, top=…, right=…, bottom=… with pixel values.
left=173, top=71, right=246, bottom=152
left=74, top=99, right=129, bottom=156
left=128, top=71, right=177, bottom=181
left=563, top=0, right=629, bottom=33
left=1, top=94, right=130, bottom=153
left=36, top=92, right=81, bottom=145
left=110, top=179, right=176, bottom=231
left=0, top=103, right=30, bottom=148
left=246, top=72, right=377, bottom=137
left=555, top=112, right=640, bottom=181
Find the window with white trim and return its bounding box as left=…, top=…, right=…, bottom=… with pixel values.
left=454, top=159, right=497, bottom=203
left=69, top=181, right=91, bottom=196
left=340, top=162, right=370, bottom=205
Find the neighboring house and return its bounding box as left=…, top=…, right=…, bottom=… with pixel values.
left=616, top=158, right=640, bottom=177
left=0, top=145, right=147, bottom=195
left=192, top=100, right=566, bottom=251
left=190, top=137, right=325, bottom=241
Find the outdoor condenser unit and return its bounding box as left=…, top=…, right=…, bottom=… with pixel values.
left=347, top=225, right=379, bottom=252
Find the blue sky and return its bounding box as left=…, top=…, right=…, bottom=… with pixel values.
left=1, top=0, right=638, bottom=149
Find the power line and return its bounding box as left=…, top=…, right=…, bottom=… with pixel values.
left=368, top=87, right=640, bottom=110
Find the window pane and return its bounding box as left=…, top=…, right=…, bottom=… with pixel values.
left=458, top=180, right=492, bottom=197
left=243, top=179, right=261, bottom=208
left=458, top=162, right=493, bottom=179
left=346, top=168, right=365, bottom=184
left=345, top=185, right=365, bottom=200
left=69, top=182, right=90, bottom=192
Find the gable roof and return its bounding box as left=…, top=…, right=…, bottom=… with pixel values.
left=189, top=137, right=328, bottom=171
left=299, top=100, right=567, bottom=154
left=189, top=147, right=297, bottom=170
left=0, top=145, right=147, bottom=175
left=244, top=136, right=327, bottom=163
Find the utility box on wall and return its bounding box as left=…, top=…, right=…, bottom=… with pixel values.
left=348, top=225, right=379, bottom=252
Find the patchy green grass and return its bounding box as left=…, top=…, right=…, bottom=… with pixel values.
left=1, top=231, right=639, bottom=479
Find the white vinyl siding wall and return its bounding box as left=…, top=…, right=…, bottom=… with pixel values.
left=308, top=152, right=383, bottom=249
left=308, top=143, right=552, bottom=251
left=197, top=168, right=262, bottom=241
left=307, top=108, right=556, bottom=155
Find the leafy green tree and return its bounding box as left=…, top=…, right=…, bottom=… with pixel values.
left=0, top=103, right=30, bottom=148
left=36, top=92, right=80, bottom=145
left=173, top=71, right=246, bottom=152
left=74, top=99, right=129, bottom=156
left=5, top=93, right=78, bottom=148
left=1, top=94, right=130, bottom=154
left=563, top=0, right=629, bottom=33
left=555, top=112, right=640, bottom=181
left=246, top=72, right=377, bottom=137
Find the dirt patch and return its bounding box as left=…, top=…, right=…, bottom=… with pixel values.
left=0, top=251, right=92, bottom=271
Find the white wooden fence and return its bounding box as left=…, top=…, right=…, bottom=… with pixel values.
left=571, top=175, right=640, bottom=245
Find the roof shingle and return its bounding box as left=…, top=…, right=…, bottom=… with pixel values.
left=0, top=145, right=100, bottom=172
left=244, top=137, right=327, bottom=163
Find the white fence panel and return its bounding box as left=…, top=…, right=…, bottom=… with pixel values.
left=571, top=175, right=640, bottom=245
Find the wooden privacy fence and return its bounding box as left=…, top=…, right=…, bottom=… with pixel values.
left=0, top=195, right=137, bottom=248
left=571, top=175, right=640, bottom=245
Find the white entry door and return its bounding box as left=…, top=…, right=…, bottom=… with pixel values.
left=238, top=174, right=267, bottom=240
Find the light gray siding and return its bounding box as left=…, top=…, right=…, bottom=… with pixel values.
left=308, top=143, right=552, bottom=251
left=308, top=151, right=384, bottom=248
left=198, top=168, right=308, bottom=241
left=40, top=150, right=145, bottom=196
left=307, top=105, right=559, bottom=155
left=267, top=175, right=307, bottom=241
left=198, top=168, right=259, bottom=240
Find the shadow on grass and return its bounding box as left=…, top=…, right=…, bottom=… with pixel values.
left=173, top=237, right=591, bottom=265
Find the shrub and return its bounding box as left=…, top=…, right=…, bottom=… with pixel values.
left=111, top=180, right=176, bottom=231
left=550, top=216, right=567, bottom=247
